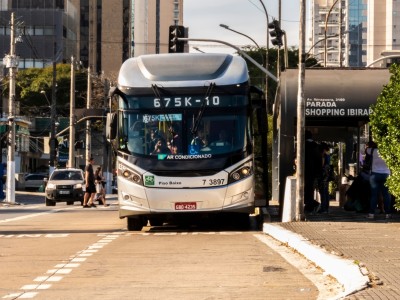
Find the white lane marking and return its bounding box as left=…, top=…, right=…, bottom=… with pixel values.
left=20, top=285, right=51, bottom=290
left=2, top=233, right=120, bottom=299
left=78, top=253, right=93, bottom=257
left=18, top=292, right=38, bottom=299
left=44, top=276, right=63, bottom=282
left=0, top=211, right=58, bottom=223
left=46, top=269, right=72, bottom=275
left=0, top=234, right=69, bottom=239
left=71, top=257, right=87, bottom=262
left=54, top=263, right=80, bottom=268
left=0, top=207, right=78, bottom=224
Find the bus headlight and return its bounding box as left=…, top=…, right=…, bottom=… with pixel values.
left=228, top=160, right=253, bottom=184
left=119, top=166, right=143, bottom=186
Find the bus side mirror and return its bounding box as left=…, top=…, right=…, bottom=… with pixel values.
left=106, top=112, right=118, bottom=141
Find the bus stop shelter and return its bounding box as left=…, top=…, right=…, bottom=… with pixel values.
left=272, top=68, right=390, bottom=213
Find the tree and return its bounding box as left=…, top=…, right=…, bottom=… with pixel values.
left=243, top=46, right=318, bottom=113
left=2, top=64, right=109, bottom=118
left=369, top=64, right=400, bottom=208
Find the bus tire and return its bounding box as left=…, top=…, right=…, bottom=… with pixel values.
left=149, top=217, right=164, bottom=227
left=127, top=217, right=143, bottom=231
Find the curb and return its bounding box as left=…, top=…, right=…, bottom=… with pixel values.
left=263, top=223, right=369, bottom=298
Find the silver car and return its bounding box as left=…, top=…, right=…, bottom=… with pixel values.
left=24, top=173, right=47, bottom=191
left=44, top=168, right=85, bottom=206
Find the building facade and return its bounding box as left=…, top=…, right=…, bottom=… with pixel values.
left=0, top=0, right=184, bottom=178
left=69, top=0, right=131, bottom=78
left=310, top=0, right=400, bottom=67
left=133, top=0, right=184, bottom=57
left=0, top=0, right=78, bottom=68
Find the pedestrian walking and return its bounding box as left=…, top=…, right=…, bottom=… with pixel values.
left=94, top=166, right=109, bottom=206
left=83, top=156, right=97, bottom=208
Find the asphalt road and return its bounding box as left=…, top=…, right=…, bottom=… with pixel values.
left=0, top=192, right=341, bottom=299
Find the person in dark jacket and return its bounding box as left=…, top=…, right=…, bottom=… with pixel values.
left=304, top=130, right=322, bottom=212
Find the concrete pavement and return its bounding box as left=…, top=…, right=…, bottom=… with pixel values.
left=263, top=200, right=400, bottom=299
left=4, top=192, right=400, bottom=298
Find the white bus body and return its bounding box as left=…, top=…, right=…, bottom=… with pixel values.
left=108, top=53, right=258, bottom=230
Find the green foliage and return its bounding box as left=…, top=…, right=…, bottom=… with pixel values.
left=243, top=46, right=301, bottom=113
left=243, top=46, right=301, bottom=200
left=2, top=64, right=107, bottom=118
left=369, top=64, right=400, bottom=209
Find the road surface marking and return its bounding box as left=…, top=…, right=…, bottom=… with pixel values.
left=2, top=233, right=121, bottom=299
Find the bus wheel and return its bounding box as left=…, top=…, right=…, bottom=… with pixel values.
left=148, top=217, right=164, bottom=227
left=127, top=217, right=143, bottom=231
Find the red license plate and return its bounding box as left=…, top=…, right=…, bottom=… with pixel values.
left=175, top=202, right=197, bottom=210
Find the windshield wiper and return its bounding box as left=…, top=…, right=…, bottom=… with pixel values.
left=191, top=82, right=216, bottom=137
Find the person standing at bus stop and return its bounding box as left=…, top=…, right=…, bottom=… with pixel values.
left=366, top=142, right=392, bottom=219
left=304, top=130, right=322, bottom=212
left=83, top=156, right=97, bottom=208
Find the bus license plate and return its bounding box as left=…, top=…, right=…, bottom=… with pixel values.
left=175, top=202, right=196, bottom=210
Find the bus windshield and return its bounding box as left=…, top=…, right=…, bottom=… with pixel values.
left=120, top=110, right=248, bottom=157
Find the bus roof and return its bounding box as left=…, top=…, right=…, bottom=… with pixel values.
left=118, top=53, right=249, bottom=88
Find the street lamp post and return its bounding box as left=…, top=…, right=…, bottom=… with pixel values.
left=219, top=24, right=264, bottom=69
left=219, top=24, right=261, bottom=49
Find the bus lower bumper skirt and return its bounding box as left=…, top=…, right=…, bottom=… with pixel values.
left=119, top=203, right=254, bottom=219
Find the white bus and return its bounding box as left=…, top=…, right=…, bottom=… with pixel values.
left=107, top=53, right=266, bottom=231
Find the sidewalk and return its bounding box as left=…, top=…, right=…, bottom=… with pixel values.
left=263, top=200, right=400, bottom=299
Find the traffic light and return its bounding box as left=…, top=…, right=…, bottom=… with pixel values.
left=268, top=20, right=284, bottom=48
left=168, top=25, right=186, bottom=53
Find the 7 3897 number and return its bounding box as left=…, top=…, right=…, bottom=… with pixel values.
left=203, top=179, right=225, bottom=186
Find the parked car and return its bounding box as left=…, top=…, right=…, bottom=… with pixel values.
left=44, top=168, right=85, bottom=206
left=24, top=173, right=48, bottom=191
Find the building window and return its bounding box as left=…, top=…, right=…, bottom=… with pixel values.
left=24, top=26, right=55, bottom=36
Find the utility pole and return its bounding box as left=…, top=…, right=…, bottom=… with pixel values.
left=49, top=42, right=57, bottom=173
left=85, top=67, right=91, bottom=162
left=296, top=0, right=306, bottom=221
left=155, top=0, right=160, bottom=53
left=5, top=12, right=17, bottom=203
left=68, top=57, right=75, bottom=168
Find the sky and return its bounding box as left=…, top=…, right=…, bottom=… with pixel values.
left=183, top=0, right=302, bottom=54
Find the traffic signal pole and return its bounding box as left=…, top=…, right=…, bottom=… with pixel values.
left=169, top=25, right=186, bottom=53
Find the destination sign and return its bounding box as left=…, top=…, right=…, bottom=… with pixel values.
left=306, top=97, right=372, bottom=117
left=125, top=95, right=247, bottom=109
